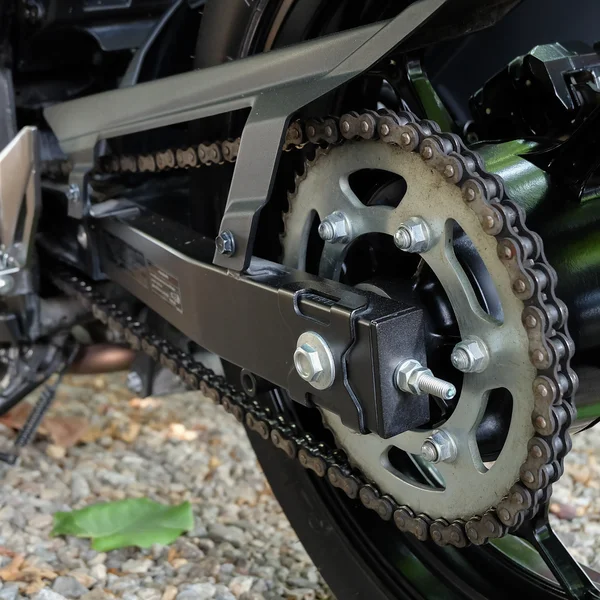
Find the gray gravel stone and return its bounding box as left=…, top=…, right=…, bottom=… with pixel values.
left=207, top=524, right=247, bottom=548
left=52, top=575, right=89, bottom=598
left=122, top=558, right=153, bottom=574
left=71, top=473, right=91, bottom=503
left=176, top=583, right=217, bottom=600
left=33, top=591, right=67, bottom=600
left=0, top=585, right=19, bottom=600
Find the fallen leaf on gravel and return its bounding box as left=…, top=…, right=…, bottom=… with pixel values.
left=52, top=498, right=194, bottom=551
left=0, top=403, right=30, bottom=430
left=44, top=416, right=89, bottom=447
left=0, top=554, right=24, bottom=580
left=550, top=502, right=578, bottom=520
left=0, top=403, right=89, bottom=448
left=19, top=564, right=58, bottom=582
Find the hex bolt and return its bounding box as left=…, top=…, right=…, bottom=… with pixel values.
left=421, top=429, right=458, bottom=463
left=394, top=217, right=432, bottom=253
left=395, top=359, right=456, bottom=401
left=451, top=337, right=490, bottom=373
left=215, top=230, right=236, bottom=256
left=293, top=331, right=335, bottom=391
left=318, top=212, right=351, bottom=244
left=0, top=275, right=14, bottom=296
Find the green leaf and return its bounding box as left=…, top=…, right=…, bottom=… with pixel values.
left=52, top=498, right=194, bottom=551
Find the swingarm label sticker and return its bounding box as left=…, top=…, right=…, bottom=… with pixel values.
left=147, top=262, right=183, bottom=314
left=104, top=232, right=183, bottom=314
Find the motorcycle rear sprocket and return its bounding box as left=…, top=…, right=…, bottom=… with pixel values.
left=51, top=108, right=577, bottom=548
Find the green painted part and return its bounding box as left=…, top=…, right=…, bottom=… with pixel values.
left=576, top=402, right=600, bottom=421
left=477, top=140, right=550, bottom=216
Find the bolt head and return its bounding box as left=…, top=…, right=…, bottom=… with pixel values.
left=294, top=343, right=324, bottom=383
left=394, top=217, right=431, bottom=253
left=421, top=429, right=457, bottom=463
left=451, top=337, right=489, bottom=373
left=216, top=231, right=235, bottom=256
left=318, top=212, right=351, bottom=244
left=380, top=123, right=390, bottom=136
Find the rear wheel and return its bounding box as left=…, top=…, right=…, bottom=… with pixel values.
left=194, top=2, right=595, bottom=598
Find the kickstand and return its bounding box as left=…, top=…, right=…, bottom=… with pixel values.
left=0, top=341, right=79, bottom=465
left=517, top=502, right=600, bottom=600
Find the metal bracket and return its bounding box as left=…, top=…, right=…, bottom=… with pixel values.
left=0, top=126, right=41, bottom=295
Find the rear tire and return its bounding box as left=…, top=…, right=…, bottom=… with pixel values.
left=195, top=3, right=573, bottom=598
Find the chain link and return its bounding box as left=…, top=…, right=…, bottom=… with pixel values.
left=47, top=108, right=577, bottom=548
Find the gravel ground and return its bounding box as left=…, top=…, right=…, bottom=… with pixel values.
left=0, top=371, right=595, bottom=599
left=0, top=372, right=332, bottom=600
left=550, top=426, right=600, bottom=569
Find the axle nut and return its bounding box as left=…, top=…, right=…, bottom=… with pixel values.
left=294, top=344, right=323, bottom=382
left=294, top=331, right=335, bottom=390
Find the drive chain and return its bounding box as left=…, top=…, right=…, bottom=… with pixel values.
left=50, top=108, right=577, bottom=548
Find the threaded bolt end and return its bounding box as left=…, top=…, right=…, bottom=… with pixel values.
left=318, top=221, right=335, bottom=242
left=451, top=347, right=472, bottom=372
left=417, top=372, right=456, bottom=400
left=421, top=441, right=439, bottom=462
